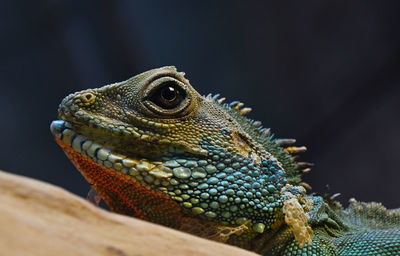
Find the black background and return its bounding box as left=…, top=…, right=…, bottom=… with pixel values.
left=1, top=1, right=399, bottom=208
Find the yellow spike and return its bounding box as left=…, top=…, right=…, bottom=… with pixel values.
left=217, top=97, right=226, bottom=104
left=297, top=162, right=314, bottom=168
left=285, top=146, right=307, bottom=154
left=234, top=102, right=244, bottom=110
left=239, top=107, right=252, bottom=115
left=301, top=182, right=312, bottom=190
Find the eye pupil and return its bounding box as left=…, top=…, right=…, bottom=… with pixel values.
left=161, top=86, right=177, bottom=101
left=147, top=81, right=187, bottom=110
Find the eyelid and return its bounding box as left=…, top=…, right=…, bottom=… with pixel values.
left=142, top=77, right=185, bottom=100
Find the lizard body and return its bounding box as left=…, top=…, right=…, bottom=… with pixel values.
left=51, top=66, right=400, bottom=255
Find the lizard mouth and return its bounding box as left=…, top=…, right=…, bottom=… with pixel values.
left=50, top=120, right=173, bottom=186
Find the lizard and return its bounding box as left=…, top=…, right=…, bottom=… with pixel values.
left=50, top=66, right=400, bottom=255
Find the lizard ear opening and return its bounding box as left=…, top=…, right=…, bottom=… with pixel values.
left=142, top=77, right=192, bottom=116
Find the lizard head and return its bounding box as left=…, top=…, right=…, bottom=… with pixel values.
left=51, top=66, right=308, bottom=239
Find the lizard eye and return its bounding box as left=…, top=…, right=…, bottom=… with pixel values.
left=148, top=81, right=187, bottom=110
left=142, top=77, right=193, bottom=116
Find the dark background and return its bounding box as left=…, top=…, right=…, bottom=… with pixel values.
left=1, top=1, right=399, bottom=208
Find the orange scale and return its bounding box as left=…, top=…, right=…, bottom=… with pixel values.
left=55, top=136, right=185, bottom=228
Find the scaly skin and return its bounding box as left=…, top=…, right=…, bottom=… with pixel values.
left=51, top=66, right=400, bottom=255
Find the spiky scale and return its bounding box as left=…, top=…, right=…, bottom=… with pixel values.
left=211, top=94, right=220, bottom=101
left=285, top=146, right=307, bottom=154
left=261, top=128, right=271, bottom=136
left=229, top=101, right=240, bottom=107
left=234, top=102, right=244, bottom=110
left=253, top=121, right=262, bottom=127
left=297, top=162, right=314, bottom=168
left=301, top=182, right=312, bottom=190
left=239, top=107, right=252, bottom=115
left=330, top=193, right=341, bottom=200
left=275, top=138, right=296, bottom=146
left=217, top=97, right=226, bottom=104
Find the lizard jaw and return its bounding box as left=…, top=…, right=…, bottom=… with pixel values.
left=51, top=119, right=188, bottom=225
left=50, top=120, right=173, bottom=187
